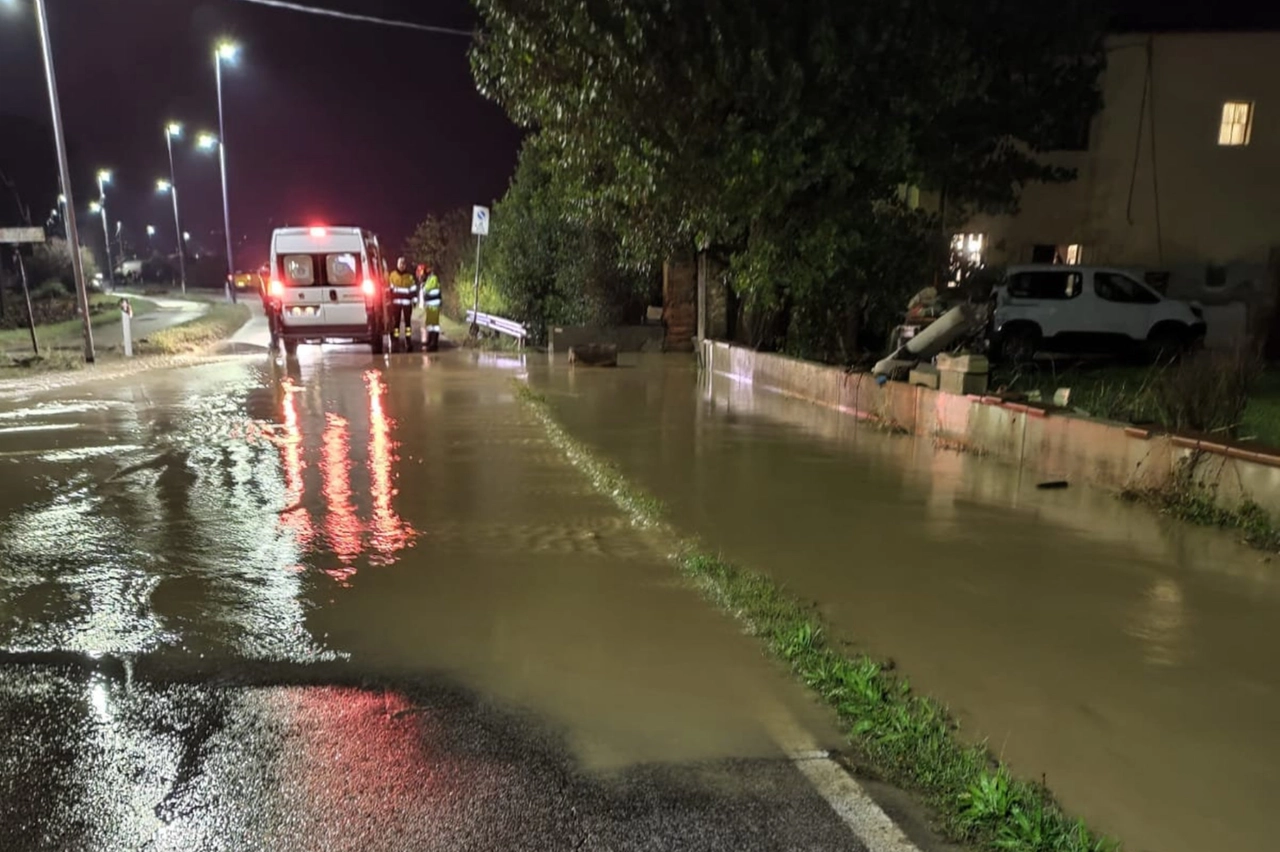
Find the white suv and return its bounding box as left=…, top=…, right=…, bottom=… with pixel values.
left=992, top=265, right=1205, bottom=362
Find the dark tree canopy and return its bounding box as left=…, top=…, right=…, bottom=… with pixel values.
left=471, top=0, right=1105, bottom=360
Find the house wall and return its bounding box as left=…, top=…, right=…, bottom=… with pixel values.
left=967, top=32, right=1280, bottom=320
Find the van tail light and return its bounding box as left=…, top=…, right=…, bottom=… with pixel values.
left=269, top=280, right=284, bottom=299
left=361, top=279, right=376, bottom=298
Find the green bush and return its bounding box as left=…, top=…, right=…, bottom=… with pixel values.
left=31, top=279, right=69, bottom=301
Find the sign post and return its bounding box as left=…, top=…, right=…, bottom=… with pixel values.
left=470, top=205, right=489, bottom=337
left=0, top=228, right=47, bottom=357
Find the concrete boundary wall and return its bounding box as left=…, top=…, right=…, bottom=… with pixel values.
left=703, top=341, right=1280, bottom=520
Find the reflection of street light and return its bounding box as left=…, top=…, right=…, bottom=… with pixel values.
left=146, top=225, right=156, bottom=238
left=197, top=131, right=218, bottom=151
left=96, top=169, right=114, bottom=290
left=214, top=40, right=240, bottom=303
left=89, top=200, right=102, bottom=214
left=183, top=231, right=191, bottom=242
left=163, top=121, right=188, bottom=293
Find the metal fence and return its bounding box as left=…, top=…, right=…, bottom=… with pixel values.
left=466, top=310, right=527, bottom=344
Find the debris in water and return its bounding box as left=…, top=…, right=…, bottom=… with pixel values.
left=1036, top=480, right=1069, bottom=490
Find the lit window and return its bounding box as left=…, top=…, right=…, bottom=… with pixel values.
left=1065, top=244, right=1083, bottom=264
left=1218, top=101, right=1254, bottom=146
left=951, top=233, right=984, bottom=262
left=948, top=233, right=985, bottom=287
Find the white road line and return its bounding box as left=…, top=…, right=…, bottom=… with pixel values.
left=755, top=693, right=922, bottom=852
left=792, top=751, right=922, bottom=852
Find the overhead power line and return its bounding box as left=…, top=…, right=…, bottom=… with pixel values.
left=230, top=0, right=474, bottom=37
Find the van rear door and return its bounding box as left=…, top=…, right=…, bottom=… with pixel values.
left=277, top=251, right=369, bottom=334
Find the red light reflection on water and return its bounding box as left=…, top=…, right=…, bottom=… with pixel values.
left=272, top=372, right=416, bottom=585
left=365, top=370, right=414, bottom=564
left=321, top=413, right=362, bottom=584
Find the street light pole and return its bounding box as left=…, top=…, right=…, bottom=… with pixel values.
left=164, top=123, right=188, bottom=294
left=32, top=0, right=94, bottom=362
left=156, top=180, right=186, bottom=293
left=96, top=170, right=113, bottom=291
left=214, top=42, right=239, bottom=304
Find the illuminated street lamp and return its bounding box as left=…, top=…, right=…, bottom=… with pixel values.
left=163, top=122, right=188, bottom=293
left=146, top=225, right=156, bottom=239
left=214, top=40, right=240, bottom=303
left=2, top=0, right=94, bottom=361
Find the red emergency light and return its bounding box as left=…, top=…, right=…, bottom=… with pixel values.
left=361, top=279, right=376, bottom=297
left=269, top=280, right=284, bottom=298
left=309, top=226, right=327, bottom=238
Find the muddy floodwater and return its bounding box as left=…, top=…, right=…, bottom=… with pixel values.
left=0, top=353, right=838, bottom=776
left=532, top=356, right=1280, bottom=852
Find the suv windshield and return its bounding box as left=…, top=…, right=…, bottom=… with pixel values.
left=281, top=253, right=362, bottom=287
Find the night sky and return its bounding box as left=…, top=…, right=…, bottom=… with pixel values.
left=1, top=0, right=1277, bottom=270
left=0, top=0, right=523, bottom=267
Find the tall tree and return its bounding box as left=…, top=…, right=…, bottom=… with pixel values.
left=471, top=0, right=1105, bottom=359
left=486, top=136, right=655, bottom=343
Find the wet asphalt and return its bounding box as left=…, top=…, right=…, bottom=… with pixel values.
left=0, top=348, right=864, bottom=851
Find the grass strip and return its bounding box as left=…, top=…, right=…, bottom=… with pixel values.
left=514, top=381, right=1118, bottom=852
left=0, top=294, right=154, bottom=352
left=139, top=303, right=251, bottom=355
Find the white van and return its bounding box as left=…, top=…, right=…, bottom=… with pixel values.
left=266, top=226, right=390, bottom=355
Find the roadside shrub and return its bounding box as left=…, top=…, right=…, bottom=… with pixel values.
left=1150, top=346, right=1262, bottom=435
left=31, top=279, right=69, bottom=301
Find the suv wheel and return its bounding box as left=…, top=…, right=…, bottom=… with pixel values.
left=1148, top=325, right=1188, bottom=362
left=999, top=326, right=1039, bottom=364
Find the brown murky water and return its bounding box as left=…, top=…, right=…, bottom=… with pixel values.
left=0, top=352, right=837, bottom=772
left=533, top=356, right=1280, bottom=852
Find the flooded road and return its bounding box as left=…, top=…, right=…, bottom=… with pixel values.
left=0, top=351, right=870, bottom=851
left=534, top=357, right=1280, bottom=852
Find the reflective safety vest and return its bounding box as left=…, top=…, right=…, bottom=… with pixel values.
left=422, top=275, right=442, bottom=329
left=389, top=269, right=420, bottom=306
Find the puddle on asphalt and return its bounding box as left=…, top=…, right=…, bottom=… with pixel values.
left=0, top=351, right=839, bottom=776
left=531, top=356, right=1280, bottom=852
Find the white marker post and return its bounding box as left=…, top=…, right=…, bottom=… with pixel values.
left=119, top=298, right=134, bottom=357
left=470, top=205, right=489, bottom=337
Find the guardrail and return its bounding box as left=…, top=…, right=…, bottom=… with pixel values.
left=466, top=310, right=527, bottom=344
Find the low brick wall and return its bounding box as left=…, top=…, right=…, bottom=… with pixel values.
left=703, top=340, right=1280, bottom=519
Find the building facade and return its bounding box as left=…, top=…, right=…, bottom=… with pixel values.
left=964, top=31, right=1280, bottom=343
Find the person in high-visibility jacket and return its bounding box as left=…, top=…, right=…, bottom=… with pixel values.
left=388, top=256, right=420, bottom=352
left=418, top=264, right=442, bottom=352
